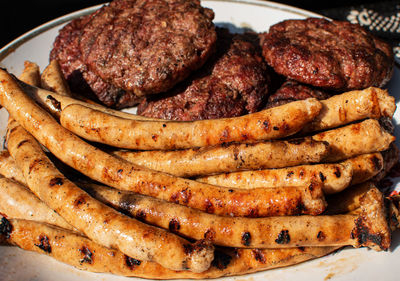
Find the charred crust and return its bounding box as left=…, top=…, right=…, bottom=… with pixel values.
left=287, top=171, right=294, bottom=178
left=79, top=246, right=93, bottom=264
left=273, top=126, right=279, bottom=131
left=184, top=239, right=211, bottom=256
left=351, top=217, right=384, bottom=249
left=49, top=177, right=64, bottom=186
left=246, top=208, right=260, bottom=218
left=17, top=139, right=29, bottom=148
left=0, top=217, right=12, bottom=239
left=252, top=249, right=266, bottom=263
left=46, top=95, right=62, bottom=111
left=319, top=172, right=326, bottom=182
left=287, top=138, right=306, bottom=145
left=125, top=255, right=142, bottom=270
left=241, top=232, right=251, bottom=246
left=204, top=229, right=216, bottom=241
left=333, top=167, right=341, bottom=178
left=35, top=235, right=52, bottom=253
left=204, top=199, right=215, bottom=214
left=212, top=250, right=232, bottom=270
left=135, top=210, right=147, bottom=221
left=74, top=195, right=87, bottom=207
left=168, top=218, right=181, bottom=233
left=171, top=188, right=192, bottom=205
left=151, top=134, right=158, bottom=142
left=263, top=120, right=269, bottom=131
left=162, top=124, right=167, bottom=128
left=119, top=193, right=137, bottom=214
left=298, top=246, right=305, bottom=252
left=228, top=189, right=234, bottom=193
left=275, top=230, right=290, bottom=244
left=371, top=155, right=383, bottom=171
left=317, top=231, right=326, bottom=241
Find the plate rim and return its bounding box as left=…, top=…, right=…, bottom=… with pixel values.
left=1, top=1, right=397, bottom=281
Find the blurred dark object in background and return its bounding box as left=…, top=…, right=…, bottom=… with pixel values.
left=0, top=0, right=392, bottom=49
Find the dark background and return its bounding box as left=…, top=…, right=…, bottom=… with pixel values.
left=0, top=0, right=385, bottom=49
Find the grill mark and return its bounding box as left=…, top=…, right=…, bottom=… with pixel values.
left=35, top=235, right=52, bottom=253
left=252, top=249, right=266, bottom=263
left=0, top=217, right=12, bottom=239
left=241, top=232, right=251, bottom=246
left=49, top=177, right=64, bottom=186
left=275, top=230, right=290, bottom=244
left=79, top=246, right=93, bottom=264
left=211, top=250, right=232, bottom=270
left=125, top=255, right=142, bottom=270
left=17, top=139, right=29, bottom=148
left=168, top=218, right=181, bottom=233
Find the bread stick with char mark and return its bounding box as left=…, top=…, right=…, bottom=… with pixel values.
left=197, top=152, right=386, bottom=194
left=0, top=69, right=326, bottom=217
left=0, top=176, right=75, bottom=231
left=197, top=162, right=352, bottom=195
left=325, top=181, right=377, bottom=215
left=17, top=79, right=154, bottom=120
left=342, top=153, right=384, bottom=185
left=302, top=87, right=396, bottom=133
left=313, top=119, right=395, bottom=162
left=112, top=137, right=329, bottom=177
left=81, top=182, right=389, bottom=250
left=59, top=99, right=322, bottom=150
left=5, top=119, right=214, bottom=273
left=40, top=60, right=72, bottom=97
left=0, top=216, right=340, bottom=279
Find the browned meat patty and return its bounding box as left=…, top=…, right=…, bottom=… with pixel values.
left=79, top=0, right=217, bottom=97
left=265, top=80, right=330, bottom=108
left=50, top=13, right=140, bottom=108
left=260, top=18, right=394, bottom=91
left=136, top=29, right=269, bottom=121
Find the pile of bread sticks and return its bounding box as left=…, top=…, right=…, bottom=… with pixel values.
left=0, top=60, right=400, bottom=279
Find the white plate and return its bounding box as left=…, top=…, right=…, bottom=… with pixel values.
left=0, top=1, right=399, bottom=280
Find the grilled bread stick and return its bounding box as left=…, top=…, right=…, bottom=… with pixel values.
left=302, top=87, right=396, bottom=133
left=113, top=138, right=329, bottom=177
left=6, top=120, right=214, bottom=273
left=81, top=182, right=389, bottom=250
left=313, top=119, right=395, bottom=162
left=0, top=69, right=326, bottom=217
left=0, top=216, right=340, bottom=279
left=59, top=99, right=322, bottom=150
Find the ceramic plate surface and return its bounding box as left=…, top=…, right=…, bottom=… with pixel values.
left=1, top=1, right=400, bottom=280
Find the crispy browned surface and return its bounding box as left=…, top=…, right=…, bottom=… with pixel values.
left=137, top=29, right=269, bottom=121
left=1, top=218, right=340, bottom=279
left=80, top=0, right=216, bottom=97
left=260, top=18, right=393, bottom=91
left=60, top=98, right=322, bottom=150
left=265, top=80, right=330, bottom=109
left=50, top=12, right=141, bottom=108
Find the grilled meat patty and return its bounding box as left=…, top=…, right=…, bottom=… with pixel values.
left=265, top=80, right=330, bottom=108
left=79, top=0, right=217, bottom=97
left=50, top=0, right=216, bottom=108
left=260, top=18, right=394, bottom=91
left=137, top=29, right=270, bottom=121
